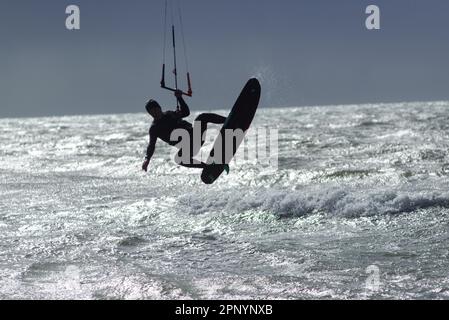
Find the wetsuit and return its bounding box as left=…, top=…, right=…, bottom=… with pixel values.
left=146, top=97, right=226, bottom=168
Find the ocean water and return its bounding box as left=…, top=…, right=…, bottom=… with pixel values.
left=1, top=101, right=449, bottom=300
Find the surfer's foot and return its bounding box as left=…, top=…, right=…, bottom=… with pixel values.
left=223, top=164, right=230, bottom=175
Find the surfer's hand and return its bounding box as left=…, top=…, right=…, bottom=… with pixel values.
left=142, top=159, right=150, bottom=172
left=174, top=90, right=183, bottom=99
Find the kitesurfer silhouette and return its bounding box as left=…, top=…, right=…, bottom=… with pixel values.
left=142, top=90, right=228, bottom=172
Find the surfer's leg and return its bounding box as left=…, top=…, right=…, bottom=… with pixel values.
left=174, top=144, right=206, bottom=169
left=178, top=162, right=207, bottom=169
left=195, top=113, right=226, bottom=125
left=192, top=113, right=226, bottom=155
left=174, top=144, right=229, bottom=173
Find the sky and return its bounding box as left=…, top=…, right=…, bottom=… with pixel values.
left=0, top=0, right=449, bottom=118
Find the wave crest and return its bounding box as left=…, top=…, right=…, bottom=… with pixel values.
left=179, top=185, right=449, bottom=218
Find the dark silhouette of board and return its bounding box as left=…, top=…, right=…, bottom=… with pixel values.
left=201, top=78, right=261, bottom=184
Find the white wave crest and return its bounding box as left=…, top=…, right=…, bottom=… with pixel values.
left=179, top=185, right=449, bottom=218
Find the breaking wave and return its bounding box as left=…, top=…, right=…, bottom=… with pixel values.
left=180, top=184, right=449, bottom=218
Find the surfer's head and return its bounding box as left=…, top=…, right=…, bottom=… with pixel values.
left=145, top=100, right=163, bottom=119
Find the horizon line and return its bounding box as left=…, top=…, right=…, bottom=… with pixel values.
left=1, top=99, right=448, bottom=121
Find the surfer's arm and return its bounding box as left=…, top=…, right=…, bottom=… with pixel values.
left=145, top=129, right=157, bottom=160
left=142, top=128, right=157, bottom=172
left=145, top=142, right=155, bottom=161
left=143, top=128, right=157, bottom=172
left=175, top=90, right=190, bottom=118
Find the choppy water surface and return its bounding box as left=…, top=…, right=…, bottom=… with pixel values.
left=1, top=101, right=449, bottom=299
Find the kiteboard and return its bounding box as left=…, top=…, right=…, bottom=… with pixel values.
left=201, top=78, right=261, bottom=184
